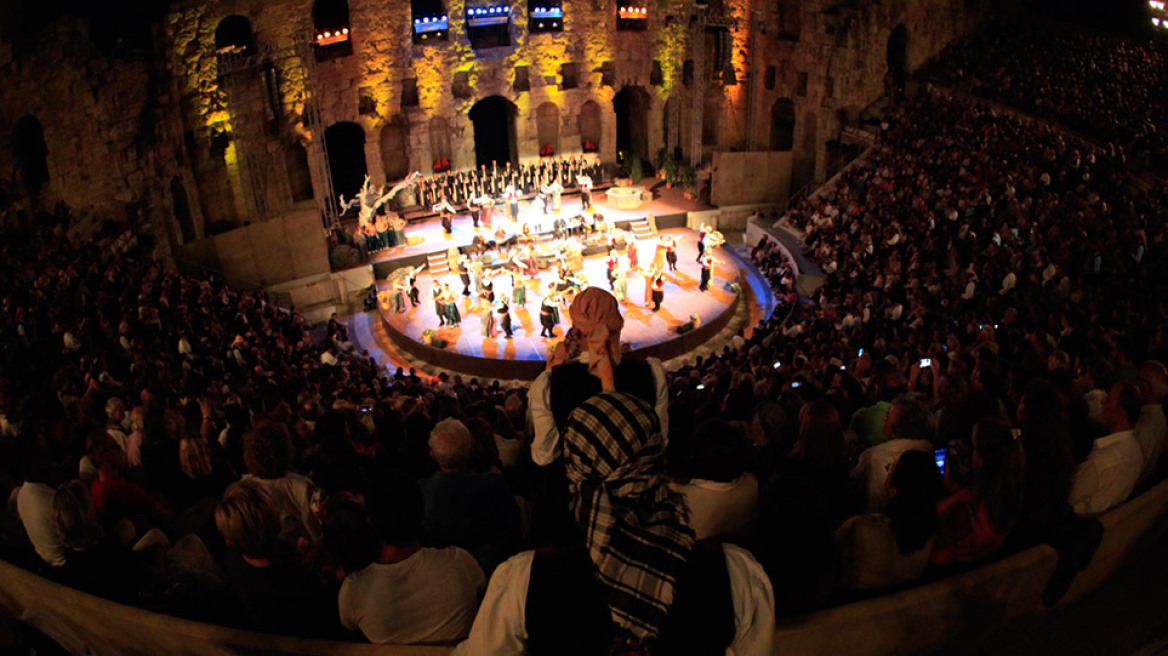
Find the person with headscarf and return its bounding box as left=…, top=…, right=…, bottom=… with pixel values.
left=452, top=392, right=775, bottom=655
left=527, top=287, right=669, bottom=467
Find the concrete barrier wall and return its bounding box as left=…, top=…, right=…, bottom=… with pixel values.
left=1, top=482, right=1166, bottom=655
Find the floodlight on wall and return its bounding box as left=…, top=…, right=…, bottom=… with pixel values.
left=315, top=27, right=350, bottom=45
left=618, top=6, right=648, bottom=19
left=1151, top=1, right=1165, bottom=11
left=414, top=14, right=450, bottom=41
left=530, top=4, right=563, bottom=32
left=468, top=6, right=511, bottom=25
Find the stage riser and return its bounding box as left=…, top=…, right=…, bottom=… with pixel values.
left=370, top=214, right=685, bottom=280
left=379, top=276, right=741, bottom=381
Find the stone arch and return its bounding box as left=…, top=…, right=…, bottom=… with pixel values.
left=468, top=96, right=518, bottom=167
left=887, top=24, right=908, bottom=92
left=578, top=99, right=601, bottom=153
left=12, top=114, right=49, bottom=195
left=285, top=142, right=314, bottom=202
left=171, top=177, right=196, bottom=242
left=613, top=86, right=650, bottom=161
left=380, top=116, right=411, bottom=181
left=535, top=102, right=560, bottom=156
left=429, top=116, right=451, bottom=170
left=770, top=98, right=795, bottom=151
left=324, top=122, right=367, bottom=203
left=214, top=15, right=254, bottom=54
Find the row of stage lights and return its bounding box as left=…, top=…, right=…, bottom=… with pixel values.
left=1153, top=17, right=1168, bottom=28
left=468, top=6, right=510, bottom=16
left=415, top=15, right=450, bottom=24
left=315, top=27, right=349, bottom=45
left=618, top=6, right=649, bottom=18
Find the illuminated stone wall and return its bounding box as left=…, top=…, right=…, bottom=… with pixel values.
left=0, top=0, right=991, bottom=244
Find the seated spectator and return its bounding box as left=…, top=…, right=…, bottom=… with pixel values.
left=15, top=441, right=66, bottom=567
left=788, top=399, right=852, bottom=520
left=672, top=419, right=758, bottom=541
left=529, top=288, right=668, bottom=465
left=1133, top=361, right=1168, bottom=483
left=455, top=392, right=774, bottom=655
left=86, top=431, right=161, bottom=537
left=849, top=370, right=907, bottom=449
left=835, top=450, right=944, bottom=590
left=851, top=395, right=934, bottom=514
left=52, top=480, right=151, bottom=605
left=931, top=417, right=1025, bottom=565
left=242, top=423, right=321, bottom=545
left=1069, top=382, right=1145, bottom=517
left=214, top=479, right=339, bottom=639
left=418, top=418, right=521, bottom=572
left=174, top=436, right=238, bottom=510
left=338, top=470, right=484, bottom=645
left=1014, top=379, right=1074, bottom=545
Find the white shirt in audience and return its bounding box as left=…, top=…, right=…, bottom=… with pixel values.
left=1068, top=430, right=1143, bottom=517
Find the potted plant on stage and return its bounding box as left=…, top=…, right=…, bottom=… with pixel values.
left=662, top=154, right=678, bottom=188
left=680, top=165, right=697, bottom=200
left=630, top=153, right=644, bottom=186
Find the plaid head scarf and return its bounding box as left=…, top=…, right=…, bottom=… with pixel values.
left=562, top=391, right=694, bottom=641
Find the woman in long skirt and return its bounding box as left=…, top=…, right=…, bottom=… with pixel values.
left=613, top=267, right=628, bottom=303
left=511, top=269, right=527, bottom=306
left=482, top=305, right=497, bottom=337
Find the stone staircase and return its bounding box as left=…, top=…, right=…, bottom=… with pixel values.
left=426, top=251, right=450, bottom=276
left=629, top=218, right=654, bottom=240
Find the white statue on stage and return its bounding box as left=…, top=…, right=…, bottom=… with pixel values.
left=339, top=172, right=422, bottom=228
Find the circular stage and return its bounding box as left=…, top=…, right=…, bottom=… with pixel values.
left=376, top=228, right=741, bottom=380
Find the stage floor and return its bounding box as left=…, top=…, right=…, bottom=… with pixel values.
left=358, top=178, right=715, bottom=265
left=375, top=228, right=738, bottom=362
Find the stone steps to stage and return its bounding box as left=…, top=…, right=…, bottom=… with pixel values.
left=427, top=251, right=450, bottom=276
left=629, top=218, right=654, bottom=240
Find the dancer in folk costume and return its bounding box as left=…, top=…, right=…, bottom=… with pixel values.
left=613, top=265, right=629, bottom=303
left=434, top=196, right=457, bottom=235
left=432, top=283, right=447, bottom=327
left=650, top=268, right=666, bottom=311
left=511, top=267, right=527, bottom=306
left=496, top=297, right=514, bottom=338
left=663, top=234, right=679, bottom=272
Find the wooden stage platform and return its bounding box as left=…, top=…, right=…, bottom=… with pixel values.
left=374, top=228, right=740, bottom=379
left=353, top=180, right=751, bottom=379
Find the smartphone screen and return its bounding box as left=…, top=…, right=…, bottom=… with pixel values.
left=920, top=358, right=931, bottom=368
left=934, top=448, right=947, bottom=474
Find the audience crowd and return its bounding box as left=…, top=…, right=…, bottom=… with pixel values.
left=921, top=24, right=1168, bottom=172
left=1, top=80, right=1168, bottom=653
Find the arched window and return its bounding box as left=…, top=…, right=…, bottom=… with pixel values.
left=770, top=98, right=795, bottom=151
left=380, top=116, right=411, bottom=181
left=429, top=117, right=452, bottom=171
left=536, top=102, right=560, bottom=157
left=324, top=122, right=368, bottom=203
left=578, top=100, right=601, bottom=153
left=313, top=0, right=353, bottom=59
left=214, top=15, right=254, bottom=54
left=12, top=114, right=49, bottom=194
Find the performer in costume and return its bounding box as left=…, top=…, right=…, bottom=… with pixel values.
left=406, top=265, right=422, bottom=307
left=434, top=196, right=456, bottom=235
left=466, top=194, right=480, bottom=230
left=578, top=173, right=593, bottom=210
left=432, top=283, right=447, bottom=327
left=548, top=177, right=564, bottom=212
left=441, top=282, right=461, bottom=327
left=605, top=249, right=619, bottom=290
left=613, top=265, right=628, bottom=303
left=540, top=287, right=559, bottom=338
left=510, top=267, right=527, bottom=306
left=391, top=278, right=407, bottom=313
left=522, top=244, right=539, bottom=278
left=651, top=268, right=666, bottom=311
left=482, top=299, right=497, bottom=337
left=627, top=234, right=640, bottom=271
left=391, top=212, right=407, bottom=248
left=699, top=251, right=724, bottom=292
left=457, top=254, right=473, bottom=297
left=696, top=222, right=713, bottom=262
left=505, top=183, right=520, bottom=221
left=496, top=297, right=513, bottom=338
left=664, top=235, right=678, bottom=272
left=474, top=191, right=495, bottom=229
